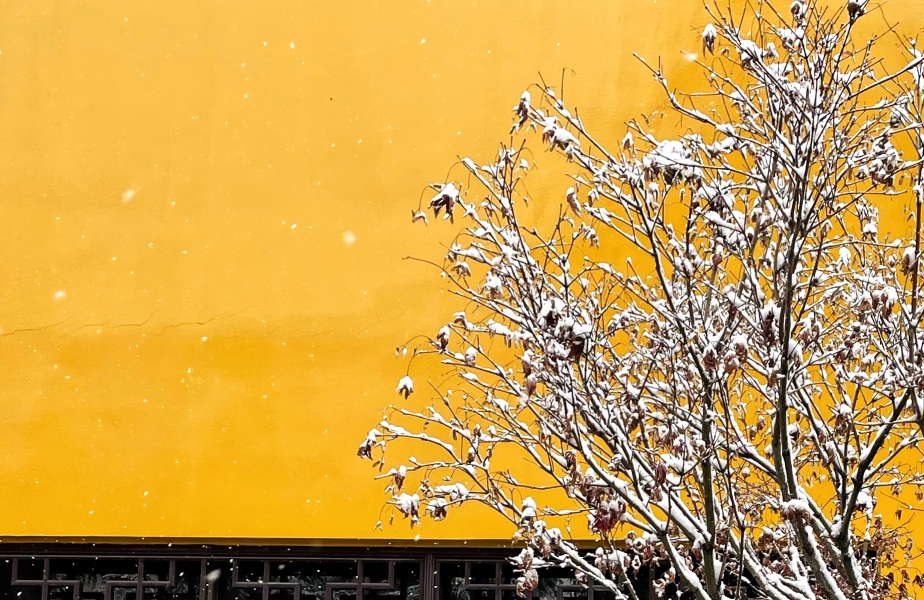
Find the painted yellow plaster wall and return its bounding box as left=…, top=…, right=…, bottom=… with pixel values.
left=0, top=0, right=921, bottom=541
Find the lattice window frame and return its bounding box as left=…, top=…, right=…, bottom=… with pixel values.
left=0, top=544, right=648, bottom=600
left=11, top=558, right=180, bottom=600
left=438, top=559, right=628, bottom=600
left=228, top=559, right=411, bottom=600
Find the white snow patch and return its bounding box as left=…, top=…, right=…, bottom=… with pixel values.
left=396, top=376, right=414, bottom=397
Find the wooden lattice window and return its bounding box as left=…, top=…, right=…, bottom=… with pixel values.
left=0, top=545, right=648, bottom=600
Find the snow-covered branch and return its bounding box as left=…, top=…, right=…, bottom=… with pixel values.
left=360, top=2, right=924, bottom=599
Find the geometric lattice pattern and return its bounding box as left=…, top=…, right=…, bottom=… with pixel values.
left=11, top=558, right=82, bottom=600
left=0, top=549, right=650, bottom=600
left=9, top=558, right=198, bottom=600
left=228, top=559, right=415, bottom=600
left=437, top=560, right=647, bottom=600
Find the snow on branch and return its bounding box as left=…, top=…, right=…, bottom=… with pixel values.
left=361, top=2, right=924, bottom=599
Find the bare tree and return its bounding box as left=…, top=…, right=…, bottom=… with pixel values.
left=359, top=1, right=924, bottom=599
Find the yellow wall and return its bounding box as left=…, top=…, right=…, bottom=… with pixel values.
left=0, top=0, right=921, bottom=541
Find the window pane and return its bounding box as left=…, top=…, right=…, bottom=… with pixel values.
left=14, top=560, right=46, bottom=582
left=142, top=561, right=172, bottom=583
left=469, top=564, right=496, bottom=586
left=438, top=562, right=465, bottom=600
left=362, top=563, right=389, bottom=585
left=266, top=588, right=295, bottom=600
left=362, top=562, right=419, bottom=600
left=10, top=588, right=43, bottom=600
left=535, top=566, right=585, bottom=600
left=499, top=563, right=518, bottom=587
left=235, top=562, right=265, bottom=584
